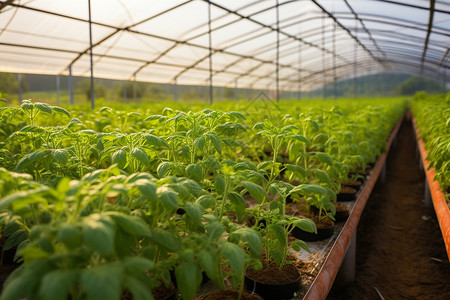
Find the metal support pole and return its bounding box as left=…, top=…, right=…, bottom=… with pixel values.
left=56, top=75, right=60, bottom=104
left=133, top=79, right=137, bottom=102
left=88, top=0, right=95, bottom=110
left=333, top=21, right=337, bottom=100
left=123, top=81, right=127, bottom=102
left=68, top=65, right=74, bottom=105
left=353, top=17, right=358, bottom=99
left=207, top=1, right=213, bottom=105
left=321, top=12, right=325, bottom=99
left=234, top=80, right=238, bottom=101
left=298, top=39, right=302, bottom=100
left=275, top=0, right=280, bottom=102
left=173, top=80, right=178, bottom=102
left=334, top=234, right=356, bottom=289
left=17, top=74, right=22, bottom=101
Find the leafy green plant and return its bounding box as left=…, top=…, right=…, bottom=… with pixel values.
left=257, top=180, right=316, bottom=268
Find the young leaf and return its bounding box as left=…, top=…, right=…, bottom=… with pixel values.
left=227, top=111, right=246, bottom=120
left=112, top=149, right=127, bottom=169
left=292, top=218, right=317, bottom=234
left=228, top=192, right=246, bottom=221
left=123, top=256, right=155, bottom=274
left=122, top=276, right=154, bottom=300
left=131, top=147, right=150, bottom=166
left=290, top=239, right=311, bottom=253
left=206, top=132, right=222, bottom=154
left=175, top=262, right=202, bottom=300
left=52, top=106, right=71, bottom=118
left=186, top=164, right=203, bottom=182
left=242, top=181, right=267, bottom=203
left=57, top=223, right=82, bottom=249
left=106, top=212, right=152, bottom=237
left=157, top=187, right=179, bottom=210
left=157, top=162, right=174, bottom=178
left=284, top=164, right=307, bottom=178
left=184, top=202, right=203, bottom=226
left=315, top=169, right=331, bottom=186
left=144, top=134, right=169, bottom=148
left=214, top=175, right=226, bottom=195
left=82, top=214, right=115, bottom=256
left=291, top=134, right=311, bottom=145
left=194, top=136, right=206, bottom=151
left=1, top=260, right=53, bottom=300
left=51, top=149, right=68, bottom=165
left=221, top=242, right=245, bottom=288
left=228, top=227, right=262, bottom=257
left=134, top=179, right=158, bottom=201
left=205, top=219, right=224, bottom=240
left=195, top=195, right=215, bottom=209
left=198, top=250, right=220, bottom=286
left=144, top=114, right=166, bottom=122
left=81, top=264, right=122, bottom=300
left=39, top=269, right=77, bottom=300
left=15, top=149, right=51, bottom=172
left=315, top=152, right=334, bottom=165
left=269, top=223, right=287, bottom=249
left=35, top=102, right=53, bottom=114
left=150, top=228, right=181, bottom=252
left=290, top=184, right=328, bottom=196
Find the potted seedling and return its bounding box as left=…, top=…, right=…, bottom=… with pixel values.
left=244, top=180, right=316, bottom=299
left=287, top=184, right=336, bottom=241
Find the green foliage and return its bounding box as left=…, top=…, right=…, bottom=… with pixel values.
left=397, top=76, right=447, bottom=95
left=0, top=97, right=408, bottom=300
left=411, top=93, right=450, bottom=194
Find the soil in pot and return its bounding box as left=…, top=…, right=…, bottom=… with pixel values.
left=337, top=186, right=357, bottom=202
left=122, top=281, right=176, bottom=300
left=334, top=203, right=350, bottom=222
left=152, top=281, right=176, bottom=300
left=245, top=259, right=301, bottom=300
left=342, top=179, right=363, bottom=191
left=290, top=215, right=334, bottom=241
left=200, top=290, right=262, bottom=300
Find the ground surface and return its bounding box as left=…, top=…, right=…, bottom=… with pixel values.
left=329, top=118, right=450, bottom=300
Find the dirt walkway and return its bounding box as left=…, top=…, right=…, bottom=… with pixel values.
left=329, top=117, right=450, bottom=300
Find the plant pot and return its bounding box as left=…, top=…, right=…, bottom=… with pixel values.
left=342, top=179, right=362, bottom=191
left=291, top=216, right=334, bottom=241
left=199, top=290, right=263, bottom=300
left=337, top=186, right=357, bottom=202
left=245, top=261, right=301, bottom=300
left=122, top=281, right=176, bottom=300
left=334, top=203, right=350, bottom=222
left=1, top=246, right=18, bottom=265
left=152, top=281, right=177, bottom=300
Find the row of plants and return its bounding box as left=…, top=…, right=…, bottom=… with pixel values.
left=0, top=98, right=406, bottom=299
left=411, top=93, right=450, bottom=199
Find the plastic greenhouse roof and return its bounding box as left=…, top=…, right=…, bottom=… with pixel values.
left=0, top=0, right=449, bottom=92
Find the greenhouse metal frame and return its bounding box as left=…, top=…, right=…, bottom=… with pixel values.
left=0, top=0, right=448, bottom=107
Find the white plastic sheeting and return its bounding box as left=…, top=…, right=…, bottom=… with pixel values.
left=0, top=0, right=448, bottom=91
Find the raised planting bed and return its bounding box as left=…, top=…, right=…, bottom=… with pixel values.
left=294, top=112, right=405, bottom=300
left=412, top=118, right=450, bottom=261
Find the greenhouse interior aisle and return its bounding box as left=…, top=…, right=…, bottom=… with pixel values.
left=328, top=116, right=450, bottom=300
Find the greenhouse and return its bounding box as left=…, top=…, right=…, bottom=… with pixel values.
left=0, top=1, right=449, bottom=300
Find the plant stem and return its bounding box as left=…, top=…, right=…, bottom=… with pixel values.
left=218, top=176, right=230, bottom=221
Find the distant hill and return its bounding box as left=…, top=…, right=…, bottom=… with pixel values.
left=2, top=72, right=447, bottom=103
left=308, top=73, right=447, bottom=98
